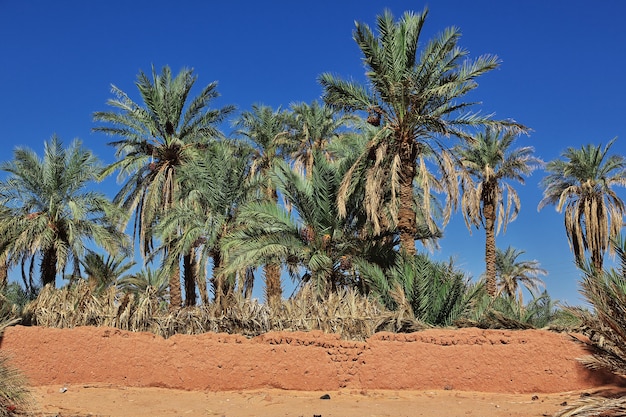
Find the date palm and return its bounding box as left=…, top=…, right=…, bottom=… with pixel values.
left=155, top=140, right=256, bottom=308
left=288, top=100, right=353, bottom=177
left=117, top=266, right=169, bottom=303
left=93, top=65, right=234, bottom=309
left=80, top=250, right=136, bottom=293
left=320, top=8, right=510, bottom=255
left=0, top=136, right=128, bottom=288
left=233, top=104, right=291, bottom=304
left=222, top=151, right=392, bottom=296
left=495, top=246, right=546, bottom=304
left=538, top=139, right=626, bottom=271
left=457, top=127, right=541, bottom=296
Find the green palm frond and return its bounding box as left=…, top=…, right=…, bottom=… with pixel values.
left=321, top=9, right=516, bottom=255
left=0, top=136, right=129, bottom=287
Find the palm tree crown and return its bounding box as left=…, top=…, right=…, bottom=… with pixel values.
left=539, top=139, right=626, bottom=270
left=320, top=8, right=511, bottom=255
left=287, top=100, right=353, bottom=178
left=495, top=246, right=546, bottom=304
left=0, top=136, right=128, bottom=288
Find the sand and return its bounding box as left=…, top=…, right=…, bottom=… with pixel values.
left=1, top=325, right=624, bottom=416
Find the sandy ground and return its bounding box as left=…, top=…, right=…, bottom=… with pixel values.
left=27, top=385, right=607, bottom=417
left=1, top=325, right=624, bottom=416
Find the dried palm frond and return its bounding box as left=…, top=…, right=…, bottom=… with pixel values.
left=0, top=318, right=31, bottom=417
left=554, top=395, right=626, bottom=417
left=23, top=278, right=424, bottom=340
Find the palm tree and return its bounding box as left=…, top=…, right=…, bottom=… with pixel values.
left=358, top=253, right=474, bottom=326
left=233, top=104, right=291, bottom=305
left=117, top=266, right=169, bottom=303
left=0, top=136, right=129, bottom=288
left=155, top=140, right=256, bottom=308
left=457, top=127, right=542, bottom=296
left=287, top=100, right=353, bottom=177
left=93, top=65, right=234, bottom=309
left=223, top=151, right=393, bottom=296
left=80, top=250, right=136, bottom=293
left=320, top=8, right=513, bottom=255
left=495, top=246, right=546, bottom=304
left=538, top=139, right=626, bottom=271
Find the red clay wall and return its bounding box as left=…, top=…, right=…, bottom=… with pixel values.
left=0, top=325, right=618, bottom=393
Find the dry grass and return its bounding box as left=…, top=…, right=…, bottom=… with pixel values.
left=554, top=395, right=626, bottom=417
left=0, top=318, right=31, bottom=417
left=23, top=281, right=424, bottom=340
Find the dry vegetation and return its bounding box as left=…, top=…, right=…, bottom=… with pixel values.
left=23, top=281, right=423, bottom=341
left=0, top=317, right=31, bottom=417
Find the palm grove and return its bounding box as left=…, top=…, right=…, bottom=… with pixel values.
left=1, top=9, right=625, bottom=323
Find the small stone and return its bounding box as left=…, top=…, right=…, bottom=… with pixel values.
left=320, top=394, right=331, bottom=400
left=531, top=395, right=539, bottom=401
left=59, top=387, right=67, bottom=393
left=560, top=401, right=568, bottom=406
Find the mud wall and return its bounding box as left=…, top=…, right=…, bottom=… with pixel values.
left=0, top=325, right=617, bottom=393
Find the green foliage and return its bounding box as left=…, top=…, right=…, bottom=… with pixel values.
left=117, top=267, right=169, bottom=305
left=361, top=253, right=476, bottom=327
left=321, top=8, right=512, bottom=254
left=569, top=236, right=626, bottom=377
left=94, top=66, right=234, bottom=308
left=1, top=283, right=33, bottom=318
left=80, top=250, right=136, bottom=293
left=494, top=246, right=546, bottom=303
left=553, top=236, right=626, bottom=416
left=0, top=136, right=129, bottom=288
left=460, top=288, right=572, bottom=330
left=223, top=149, right=394, bottom=296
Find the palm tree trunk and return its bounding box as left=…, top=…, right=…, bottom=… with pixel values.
left=264, top=186, right=283, bottom=304
left=0, top=259, right=7, bottom=289
left=183, top=249, right=197, bottom=307
left=264, top=263, right=282, bottom=305
left=168, top=244, right=182, bottom=311
left=211, top=250, right=230, bottom=310
left=243, top=267, right=254, bottom=299
left=398, top=139, right=418, bottom=256
left=196, top=258, right=210, bottom=306
left=484, top=198, right=497, bottom=297
left=41, top=247, right=57, bottom=288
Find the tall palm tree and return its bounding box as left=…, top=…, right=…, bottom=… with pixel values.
left=495, top=246, right=546, bottom=304
left=233, top=104, right=291, bottom=305
left=155, top=140, right=256, bottom=308
left=0, top=136, right=129, bottom=288
left=539, top=139, right=626, bottom=271
left=93, top=65, right=234, bottom=309
left=320, top=8, right=513, bottom=255
left=457, top=127, right=542, bottom=296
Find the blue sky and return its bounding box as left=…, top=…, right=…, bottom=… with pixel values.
left=1, top=1, right=626, bottom=305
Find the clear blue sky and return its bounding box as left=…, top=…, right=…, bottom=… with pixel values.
left=1, top=1, right=625, bottom=305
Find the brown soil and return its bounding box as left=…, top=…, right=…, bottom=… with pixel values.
left=1, top=325, right=624, bottom=416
